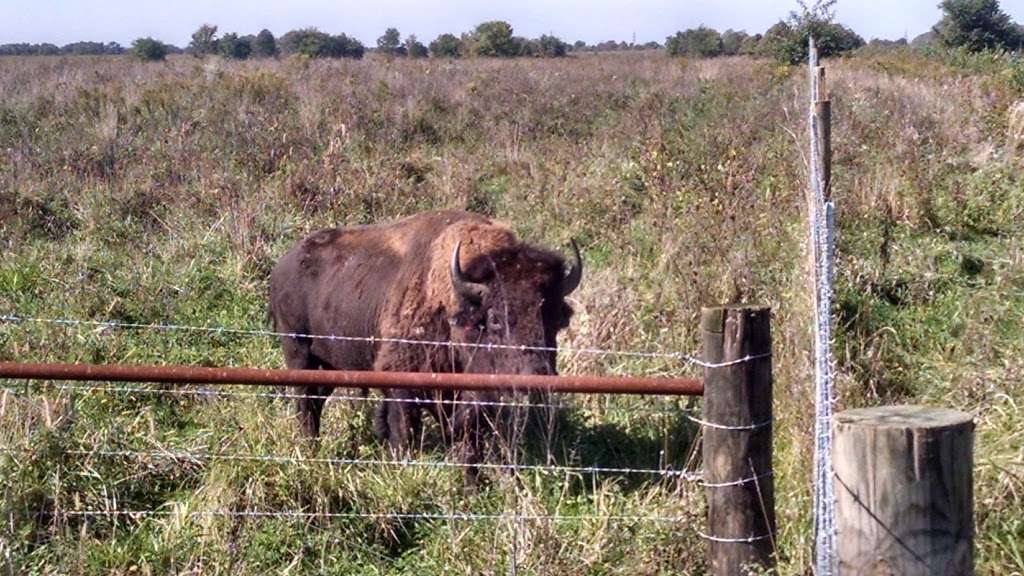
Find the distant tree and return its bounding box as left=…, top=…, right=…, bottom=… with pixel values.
left=739, top=33, right=763, bottom=55
left=867, top=38, right=909, bottom=48
left=512, top=36, right=539, bottom=56
left=404, top=35, right=428, bottom=58
left=131, top=37, right=169, bottom=61
left=429, top=33, right=463, bottom=57
left=641, top=41, right=662, bottom=50
left=332, top=34, right=366, bottom=59
left=60, top=41, right=124, bottom=55
left=933, top=0, right=1022, bottom=52
left=279, top=28, right=364, bottom=59
left=468, top=21, right=517, bottom=57
left=253, top=29, right=278, bottom=58
left=0, top=43, right=62, bottom=55
left=377, top=27, right=405, bottom=56
left=573, top=40, right=586, bottom=50
left=911, top=30, right=938, bottom=48
left=280, top=28, right=329, bottom=57
left=721, top=29, right=750, bottom=55
left=595, top=40, right=625, bottom=51
left=188, top=24, right=219, bottom=56
left=666, top=26, right=724, bottom=57
left=758, top=0, right=864, bottom=63
left=219, top=32, right=252, bottom=59
left=538, top=35, right=569, bottom=57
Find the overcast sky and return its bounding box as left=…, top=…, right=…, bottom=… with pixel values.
left=2, top=0, right=1023, bottom=47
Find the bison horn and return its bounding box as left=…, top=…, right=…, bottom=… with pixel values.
left=450, top=242, right=490, bottom=303
left=562, top=239, right=583, bottom=296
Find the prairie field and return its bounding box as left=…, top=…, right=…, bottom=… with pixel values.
left=1, top=50, right=1023, bottom=574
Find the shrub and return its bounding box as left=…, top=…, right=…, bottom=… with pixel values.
left=429, top=33, right=463, bottom=58
left=467, top=21, right=517, bottom=57
left=666, top=27, right=724, bottom=58
left=405, top=35, right=428, bottom=59
left=377, top=27, right=405, bottom=57
left=721, top=29, right=749, bottom=55
left=933, top=0, right=1022, bottom=52
left=61, top=41, right=124, bottom=55
left=758, top=1, right=864, bottom=64
left=279, top=28, right=364, bottom=59
left=252, top=29, right=278, bottom=58
left=131, top=37, right=169, bottom=61
left=218, top=33, right=252, bottom=60
left=188, top=24, right=219, bottom=57
left=538, top=35, right=569, bottom=57
left=739, top=33, right=763, bottom=55
left=512, top=36, right=539, bottom=57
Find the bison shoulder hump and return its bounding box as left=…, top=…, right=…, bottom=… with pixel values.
left=298, top=229, right=342, bottom=275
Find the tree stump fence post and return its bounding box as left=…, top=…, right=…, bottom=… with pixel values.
left=701, top=305, right=776, bottom=574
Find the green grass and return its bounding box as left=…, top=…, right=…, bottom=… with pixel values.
left=1, top=50, right=1023, bottom=574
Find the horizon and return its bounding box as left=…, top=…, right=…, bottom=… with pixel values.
left=1, top=0, right=1023, bottom=49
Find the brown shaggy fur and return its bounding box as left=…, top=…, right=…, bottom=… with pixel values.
left=269, top=210, right=577, bottom=482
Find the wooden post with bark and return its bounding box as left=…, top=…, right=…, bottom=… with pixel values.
left=834, top=405, right=975, bottom=575
left=813, top=65, right=832, bottom=199
left=701, top=306, right=775, bottom=574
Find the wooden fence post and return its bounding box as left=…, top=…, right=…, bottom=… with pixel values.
left=834, top=406, right=974, bottom=575
left=701, top=306, right=775, bottom=574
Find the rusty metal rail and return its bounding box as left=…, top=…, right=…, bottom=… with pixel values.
left=0, top=362, right=703, bottom=396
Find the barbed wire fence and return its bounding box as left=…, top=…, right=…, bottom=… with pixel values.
left=0, top=310, right=773, bottom=572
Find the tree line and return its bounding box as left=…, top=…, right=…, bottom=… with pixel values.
left=665, top=0, right=1023, bottom=63
left=0, top=41, right=128, bottom=56
left=5, top=0, right=1020, bottom=63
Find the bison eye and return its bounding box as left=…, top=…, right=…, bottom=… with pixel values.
left=486, top=308, right=504, bottom=332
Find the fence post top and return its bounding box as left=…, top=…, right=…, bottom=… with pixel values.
left=835, top=405, right=973, bottom=431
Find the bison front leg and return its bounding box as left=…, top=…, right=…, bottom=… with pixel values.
left=373, top=391, right=422, bottom=453
left=452, top=403, right=495, bottom=488
left=295, top=385, right=331, bottom=440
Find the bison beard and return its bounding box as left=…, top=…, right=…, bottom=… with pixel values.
left=269, top=210, right=580, bottom=485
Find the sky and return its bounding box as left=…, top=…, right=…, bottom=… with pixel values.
left=1, top=0, right=1023, bottom=48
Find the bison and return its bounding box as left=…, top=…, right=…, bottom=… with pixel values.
left=269, top=210, right=581, bottom=480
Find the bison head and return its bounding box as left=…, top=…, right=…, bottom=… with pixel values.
left=447, top=240, right=581, bottom=376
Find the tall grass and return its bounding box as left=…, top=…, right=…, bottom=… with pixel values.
left=1, top=50, right=1022, bottom=574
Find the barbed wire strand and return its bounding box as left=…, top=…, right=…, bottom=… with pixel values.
left=1, top=446, right=777, bottom=488
left=0, top=314, right=770, bottom=369
left=684, top=415, right=773, bottom=431
left=696, top=530, right=772, bottom=543
left=2, top=382, right=685, bottom=415
left=32, top=508, right=694, bottom=524
left=35, top=508, right=763, bottom=543
left=699, top=470, right=773, bottom=489
left=0, top=383, right=774, bottom=436
left=0, top=447, right=704, bottom=481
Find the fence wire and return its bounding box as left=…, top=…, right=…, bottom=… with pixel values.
left=0, top=314, right=770, bottom=369
left=0, top=446, right=704, bottom=481
left=808, top=37, right=838, bottom=576
left=0, top=310, right=775, bottom=555
left=32, top=508, right=692, bottom=525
